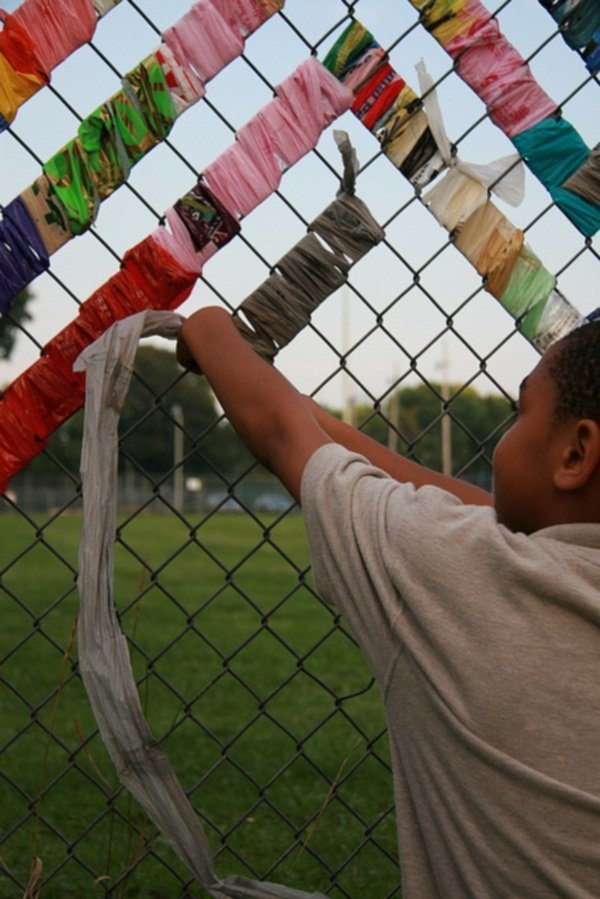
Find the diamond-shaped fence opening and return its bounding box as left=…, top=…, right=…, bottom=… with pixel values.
left=1, top=0, right=598, bottom=895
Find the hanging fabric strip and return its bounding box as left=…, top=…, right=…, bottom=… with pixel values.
left=0, top=198, right=50, bottom=313
left=416, top=59, right=525, bottom=217
left=12, top=0, right=97, bottom=74
left=561, top=145, right=600, bottom=206
left=74, top=308, right=330, bottom=899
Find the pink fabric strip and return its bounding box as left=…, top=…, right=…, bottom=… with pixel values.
left=155, top=43, right=205, bottom=114
left=12, top=0, right=97, bottom=73
left=203, top=143, right=279, bottom=218
left=275, top=57, right=353, bottom=153
left=162, top=1, right=244, bottom=84
left=202, top=59, right=352, bottom=217
left=208, top=0, right=270, bottom=40
left=448, top=17, right=557, bottom=137
left=151, top=208, right=218, bottom=275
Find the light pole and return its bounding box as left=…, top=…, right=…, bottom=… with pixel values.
left=172, top=404, right=184, bottom=513
left=438, top=343, right=453, bottom=477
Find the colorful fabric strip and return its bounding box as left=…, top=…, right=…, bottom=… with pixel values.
left=163, top=1, right=245, bottom=84
left=0, top=48, right=360, bottom=489
left=174, top=181, right=241, bottom=251
left=406, top=0, right=598, bottom=234
left=562, top=145, right=600, bottom=206
left=1, top=0, right=284, bottom=318
left=92, top=0, right=122, bottom=14
left=351, top=63, right=407, bottom=132
left=447, top=17, right=557, bottom=137
left=155, top=43, right=205, bottom=115
left=20, top=174, right=73, bottom=255
left=0, top=9, right=49, bottom=79
left=410, top=0, right=492, bottom=47
left=0, top=50, right=46, bottom=125
left=540, top=0, right=600, bottom=49
left=582, top=25, right=600, bottom=73
left=0, top=198, right=50, bottom=313
left=42, top=54, right=177, bottom=234
left=12, top=0, right=97, bottom=75
left=323, top=18, right=585, bottom=350
left=513, top=118, right=600, bottom=237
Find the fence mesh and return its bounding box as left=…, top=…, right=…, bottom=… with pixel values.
left=1, top=1, right=598, bottom=896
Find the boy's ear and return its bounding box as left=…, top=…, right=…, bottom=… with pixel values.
left=553, top=420, right=600, bottom=491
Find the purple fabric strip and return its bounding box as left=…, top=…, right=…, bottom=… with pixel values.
left=0, top=196, right=49, bottom=312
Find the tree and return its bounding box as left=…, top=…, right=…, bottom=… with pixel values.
left=0, top=289, right=34, bottom=359
left=352, top=382, right=514, bottom=488
left=26, top=345, right=253, bottom=477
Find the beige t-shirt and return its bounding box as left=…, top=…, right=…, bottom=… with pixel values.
left=301, top=444, right=600, bottom=899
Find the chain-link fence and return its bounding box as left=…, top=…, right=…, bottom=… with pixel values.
left=1, top=1, right=598, bottom=896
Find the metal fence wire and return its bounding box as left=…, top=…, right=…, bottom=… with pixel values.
left=1, top=0, right=598, bottom=896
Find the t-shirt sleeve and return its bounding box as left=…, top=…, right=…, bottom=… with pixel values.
left=300, top=443, right=498, bottom=683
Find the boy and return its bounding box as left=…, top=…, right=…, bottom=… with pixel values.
left=177, top=310, right=599, bottom=898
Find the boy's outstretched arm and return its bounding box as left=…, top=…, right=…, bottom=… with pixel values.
left=177, top=308, right=493, bottom=507
left=301, top=397, right=493, bottom=506
left=177, top=308, right=331, bottom=502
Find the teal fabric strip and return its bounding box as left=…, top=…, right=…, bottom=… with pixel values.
left=513, top=117, right=598, bottom=236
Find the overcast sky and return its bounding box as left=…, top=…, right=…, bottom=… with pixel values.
left=1, top=0, right=598, bottom=409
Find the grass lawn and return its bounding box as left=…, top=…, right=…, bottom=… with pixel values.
left=0, top=510, right=400, bottom=898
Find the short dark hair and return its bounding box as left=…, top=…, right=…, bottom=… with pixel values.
left=546, top=319, right=600, bottom=424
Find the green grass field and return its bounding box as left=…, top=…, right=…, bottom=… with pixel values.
left=0, top=511, right=400, bottom=898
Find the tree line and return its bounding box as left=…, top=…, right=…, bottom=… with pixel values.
left=9, top=345, right=514, bottom=486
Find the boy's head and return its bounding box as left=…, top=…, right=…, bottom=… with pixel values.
left=492, top=319, right=600, bottom=534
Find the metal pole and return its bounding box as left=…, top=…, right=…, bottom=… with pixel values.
left=439, top=344, right=453, bottom=477
left=172, top=404, right=184, bottom=513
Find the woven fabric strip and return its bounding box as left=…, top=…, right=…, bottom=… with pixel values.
left=12, top=0, right=97, bottom=75
left=322, top=18, right=585, bottom=350
left=0, top=197, right=50, bottom=312
left=405, top=0, right=598, bottom=235
left=0, top=0, right=286, bottom=316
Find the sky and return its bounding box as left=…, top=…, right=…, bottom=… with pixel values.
left=1, top=0, right=598, bottom=411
